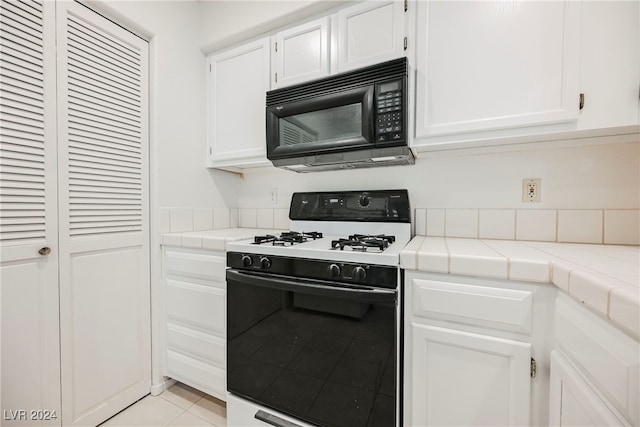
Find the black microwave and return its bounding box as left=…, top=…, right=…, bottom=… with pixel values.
left=266, top=58, right=415, bottom=172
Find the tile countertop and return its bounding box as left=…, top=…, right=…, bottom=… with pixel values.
left=161, top=228, right=286, bottom=251
left=401, top=237, right=640, bottom=340
left=161, top=230, right=639, bottom=340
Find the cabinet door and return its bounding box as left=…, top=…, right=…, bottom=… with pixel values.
left=577, top=1, right=639, bottom=130
left=415, top=1, right=580, bottom=139
left=0, top=1, right=61, bottom=425
left=549, top=351, right=626, bottom=426
left=56, top=2, right=151, bottom=425
left=336, top=0, right=405, bottom=73
left=208, top=38, right=270, bottom=167
left=272, top=17, right=330, bottom=88
left=408, top=323, right=531, bottom=426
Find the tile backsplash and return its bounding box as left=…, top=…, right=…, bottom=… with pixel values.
left=414, top=208, right=640, bottom=245
left=158, top=207, right=288, bottom=234
left=159, top=206, right=639, bottom=246
left=159, top=207, right=240, bottom=234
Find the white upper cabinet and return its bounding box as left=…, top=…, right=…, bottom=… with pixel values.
left=272, top=17, right=330, bottom=89
left=272, top=2, right=408, bottom=88
left=207, top=38, right=271, bottom=169
left=414, top=1, right=581, bottom=143
left=335, top=0, right=406, bottom=73
left=577, top=0, right=639, bottom=130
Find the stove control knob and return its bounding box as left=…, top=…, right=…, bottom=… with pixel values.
left=359, top=194, right=370, bottom=207
left=241, top=255, right=253, bottom=267
left=353, top=266, right=367, bottom=281
left=260, top=256, right=272, bottom=269
left=328, top=264, right=341, bottom=277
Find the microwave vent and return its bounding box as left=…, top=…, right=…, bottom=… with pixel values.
left=266, top=57, right=407, bottom=105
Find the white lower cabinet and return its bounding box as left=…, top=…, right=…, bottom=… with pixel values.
left=410, top=324, right=531, bottom=426
left=549, top=293, right=639, bottom=426
left=404, top=271, right=555, bottom=427
left=549, top=351, right=627, bottom=426
left=162, top=246, right=227, bottom=401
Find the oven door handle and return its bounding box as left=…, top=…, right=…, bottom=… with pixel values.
left=255, top=410, right=301, bottom=427
left=226, top=269, right=397, bottom=304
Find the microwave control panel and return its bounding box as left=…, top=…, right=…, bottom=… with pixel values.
left=375, top=79, right=404, bottom=143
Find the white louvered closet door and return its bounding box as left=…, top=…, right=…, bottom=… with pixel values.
left=0, top=1, right=61, bottom=425
left=55, top=2, right=150, bottom=425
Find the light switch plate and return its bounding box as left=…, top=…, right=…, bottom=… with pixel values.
left=268, top=188, right=278, bottom=205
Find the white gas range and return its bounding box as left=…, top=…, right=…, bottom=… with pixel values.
left=226, top=222, right=410, bottom=267
left=225, top=190, right=410, bottom=427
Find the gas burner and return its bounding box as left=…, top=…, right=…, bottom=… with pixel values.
left=331, top=234, right=396, bottom=252
left=253, top=231, right=323, bottom=246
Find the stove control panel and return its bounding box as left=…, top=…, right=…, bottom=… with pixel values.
left=290, top=189, right=410, bottom=222
left=227, top=252, right=397, bottom=289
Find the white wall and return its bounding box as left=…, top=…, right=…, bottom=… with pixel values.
left=236, top=141, right=640, bottom=210
left=86, top=0, right=240, bottom=209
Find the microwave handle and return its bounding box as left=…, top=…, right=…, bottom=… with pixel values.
left=363, top=86, right=375, bottom=143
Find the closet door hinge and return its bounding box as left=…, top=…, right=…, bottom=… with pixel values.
left=275, top=42, right=278, bottom=53
left=403, top=37, right=408, bottom=51
left=530, top=358, right=537, bottom=378
left=404, top=0, right=408, bottom=12
left=275, top=72, right=278, bottom=83
left=579, top=93, right=585, bottom=110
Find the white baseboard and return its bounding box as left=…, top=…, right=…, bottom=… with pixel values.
left=150, top=378, right=176, bottom=396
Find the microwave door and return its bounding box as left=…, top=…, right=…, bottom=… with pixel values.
left=266, top=86, right=374, bottom=160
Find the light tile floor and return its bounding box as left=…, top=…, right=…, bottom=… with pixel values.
left=99, top=382, right=227, bottom=427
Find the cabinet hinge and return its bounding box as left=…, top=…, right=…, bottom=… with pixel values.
left=579, top=93, right=585, bottom=110
left=275, top=72, right=278, bottom=83
left=530, top=358, right=537, bottom=378
left=275, top=42, right=278, bottom=53
left=404, top=0, right=408, bottom=12
left=403, top=37, right=408, bottom=51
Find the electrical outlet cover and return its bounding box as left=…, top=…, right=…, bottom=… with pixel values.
left=522, top=179, right=541, bottom=203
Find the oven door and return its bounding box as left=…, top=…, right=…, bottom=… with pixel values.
left=266, top=86, right=375, bottom=161
left=226, top=269, right=397, bottom=427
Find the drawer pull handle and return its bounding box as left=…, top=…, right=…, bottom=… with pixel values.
left=255, top=410, right=301, bottom=427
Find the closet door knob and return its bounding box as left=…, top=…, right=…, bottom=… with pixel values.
left=38, top=247, right=51, bottom=256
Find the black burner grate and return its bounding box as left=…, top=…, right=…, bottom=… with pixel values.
left=331, top=234, right=395, bottom=252
left=253, top=231, right=323, bottom=246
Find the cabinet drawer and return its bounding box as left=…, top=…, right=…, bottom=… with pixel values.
left=167, top=323, right=225, bottom=368
left=166, top=350, right=226, bottom=401
left=164, top=249, right=226, bottom=282
left=166, top=279, right=225, bottom=336
left=555, top=294, right=639, bottom=425
left=412, top=278, right=533, bottom=333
